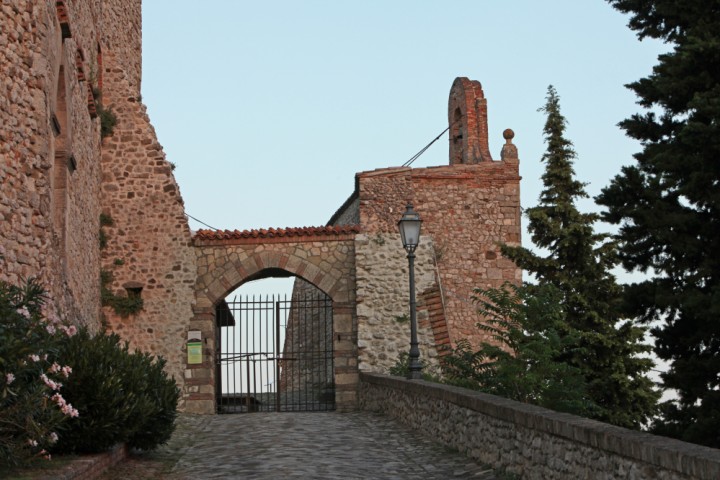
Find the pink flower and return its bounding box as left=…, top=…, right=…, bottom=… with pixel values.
left=29, top=354, right=40, bottom=362
left=40, top=374, right=61, bottom=391
left=61, top=366, right=72, bottom=378
left=46, top=324, right=56, bottom=335
left=16, top=306, right=30, bottom=318
left=60, top=325, right=77, bottom=337
left=49, top=363, right=61, bottom=373
left=51, top=393, right=79, bottom=417
left=62, top=403, right=79, bottom=417
left=49, top=432, right=58, bottom=444
left=27, top=439, right=38, bottom=447
left=6, top=373, right=15, bottom=385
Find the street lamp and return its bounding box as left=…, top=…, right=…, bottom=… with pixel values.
left=397, top=203, right=423, bottom=380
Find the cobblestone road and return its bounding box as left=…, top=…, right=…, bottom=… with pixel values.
left=100, top=411, right=502, bottom=479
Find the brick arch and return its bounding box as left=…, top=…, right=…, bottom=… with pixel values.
left=187, top=227, right=358, bottom=415
left=201, top=251, right=347, bottom=309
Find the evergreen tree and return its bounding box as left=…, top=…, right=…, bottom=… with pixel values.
left=502, top=86, right=659, bottom=429
left=443, top=283, right=597, bottom=418
left=597, top=1, right=720, bottom=447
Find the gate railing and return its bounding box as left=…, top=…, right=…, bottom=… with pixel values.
left=216, top=293, right=334, bottom=413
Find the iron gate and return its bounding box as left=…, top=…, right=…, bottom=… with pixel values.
left=215, top=292, right=334, bottom=413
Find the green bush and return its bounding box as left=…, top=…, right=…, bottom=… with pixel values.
left=53, top=329, right=179, bottom=453
left=0, top=280, right=78, bottom=468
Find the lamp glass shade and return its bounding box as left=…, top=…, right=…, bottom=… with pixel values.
left=397, top=204, right=422, bottom=250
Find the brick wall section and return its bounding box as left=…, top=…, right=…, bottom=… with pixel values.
left=448, top=77, right=492, bottom=164
left=360, top=373, right=720, bottom=480
left=192, top=229, right=358, bottom=413
left=98, top=47, right=197, bottom=408
left=356, top=158, right=521, bottom=348
left=420, top=285, right=450, bottom=354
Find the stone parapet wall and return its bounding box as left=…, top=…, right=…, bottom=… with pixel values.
left=360, top=373, right=720, bottom=480
left=354, top=233, right=440, bottom=374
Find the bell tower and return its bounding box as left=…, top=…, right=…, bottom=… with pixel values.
left=448, top=77, right=493, bottom=164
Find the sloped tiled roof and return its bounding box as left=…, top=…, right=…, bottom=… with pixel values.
left=194, top=225, right=360, bottom=241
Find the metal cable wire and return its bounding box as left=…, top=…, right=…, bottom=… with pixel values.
left=185, top=213, right=219, bottom=231
left=402, top=118, right=460, bottom=167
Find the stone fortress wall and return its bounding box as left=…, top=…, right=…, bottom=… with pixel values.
left=0, top=0, right=196, bottom=408
left=1, top=0, right=105, bottom=327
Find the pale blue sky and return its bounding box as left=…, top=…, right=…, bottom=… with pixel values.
left=141, top=1, right=667, bottom=237
left=140, top=2, right=671, bottom=386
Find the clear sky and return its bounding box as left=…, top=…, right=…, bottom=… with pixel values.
left=141, top=1, right=667, bottom=237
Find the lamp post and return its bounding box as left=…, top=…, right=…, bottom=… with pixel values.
left=397, top=203, right=423, bottom=380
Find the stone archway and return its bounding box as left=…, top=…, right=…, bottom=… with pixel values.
left=185, top=227, right=358, bottom=414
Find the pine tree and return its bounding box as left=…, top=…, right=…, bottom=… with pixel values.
left=597, top=1, right=720, bottom=447
left=502, top=86, right=659, bottom=429
left=443, top=283, right=597, bottom=417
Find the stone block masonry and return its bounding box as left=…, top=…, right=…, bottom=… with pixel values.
left=191, top=227, right=359, bottom=414
left=360, top=373, right=720, bottom=480
left=354, top=232, right=440, bottom=374
left=98, top=32, right=196, bottom=407
left=1, top=1, right=105, bottom=328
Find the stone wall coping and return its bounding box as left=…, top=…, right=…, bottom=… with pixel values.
left=360, top=372, right=720, bottom=479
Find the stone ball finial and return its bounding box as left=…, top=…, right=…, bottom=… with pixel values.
left=503, top=128, right=515, bottom=142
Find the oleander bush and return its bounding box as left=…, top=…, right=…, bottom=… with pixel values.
left=53, top=328, right=179, bottom=453
left=0, top=279, right=79, bottom=468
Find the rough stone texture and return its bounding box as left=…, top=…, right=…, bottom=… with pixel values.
left=341, top=159, right=521, bottom=351
left=0, top=1, right=196, bottom=408
left=324, top=79, right=521, bottom=376
left=280, top=277, right=334, bottom=395
left=354, top=233, right=440, bottom=374
left=0, top=0, right=104, bottom=328
left=192, top=232, right=358, bottom=413
left=360, top=373, right=720, bottom=480
left=98, top=50, right=196, bottom=409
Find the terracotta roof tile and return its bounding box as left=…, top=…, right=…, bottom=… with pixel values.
left=194, top=225, right=360, bottom=241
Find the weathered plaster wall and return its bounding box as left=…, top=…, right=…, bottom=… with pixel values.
left=360, top=373, right=720, bottom=480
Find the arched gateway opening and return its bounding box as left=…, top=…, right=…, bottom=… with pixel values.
left=190, top=226, right=359, bottom=415
left=216, top=274, right=335, bottom=413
